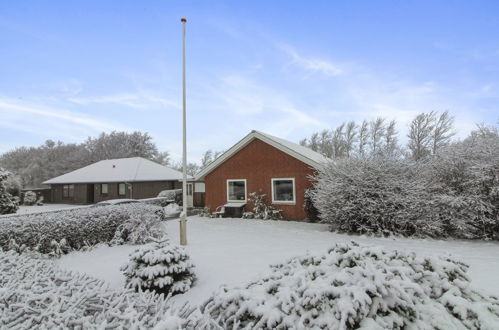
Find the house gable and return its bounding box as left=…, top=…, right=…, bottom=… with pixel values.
left=196, top=130, right=328, bottom=180
left=204, top=138, right=317, bottom=219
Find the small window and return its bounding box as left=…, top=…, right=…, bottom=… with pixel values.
left=101, top=183, right=108, bottom=195
left=272, top=178, right=295, bottom=204
left=187, top=183, right=193, bottom=196
left=63, top=184, right=74, bottom=199
left=227, top=179, right=246, bottom=202
left=118, top=183, right=126, bottom=196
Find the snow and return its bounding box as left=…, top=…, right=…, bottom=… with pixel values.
left=57, top=216, right=499, bottom=307
left=43, top=157, right=190, bottom=184
left=0, top=203, right=87, bottom=217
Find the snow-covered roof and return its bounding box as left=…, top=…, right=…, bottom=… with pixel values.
left=195, top=130, right=330, bottom=180
left=43, top=157, right=188, bottom=184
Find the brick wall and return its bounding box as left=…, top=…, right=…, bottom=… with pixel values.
left=204, top=139, right=316, bottom=220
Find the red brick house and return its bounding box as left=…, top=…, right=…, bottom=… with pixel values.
left=43, top=157, right=186, bottom=204
left=195, top=130, right=329, bottom=220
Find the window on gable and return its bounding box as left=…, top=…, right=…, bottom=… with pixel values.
left=227, top=179, right=246, bottom=202
left=118, top=183, right=126, bottom=196
left=272, top=178, right=295, bottom=204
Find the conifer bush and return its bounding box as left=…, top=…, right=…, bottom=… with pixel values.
left=202, top=243, right=499, bottom=329
left=121, top=237, right=195, bottom=296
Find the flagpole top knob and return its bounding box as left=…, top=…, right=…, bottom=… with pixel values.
left=181, top=18, right=187, bottom=22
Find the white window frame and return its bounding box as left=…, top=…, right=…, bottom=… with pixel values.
left=101, top=183, right=108, bottom=195
left=118, top=183, right=126, bottom=196
left=226, top=179, right=247, bottom=202
left=271, top=178, right=296, bottom=205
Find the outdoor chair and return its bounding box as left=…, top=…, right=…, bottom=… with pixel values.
left=213, top=205, right=225, bottom=218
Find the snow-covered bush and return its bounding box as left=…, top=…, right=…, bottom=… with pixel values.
left=23, top=190, right=37, bottom=206
left=0, top=250, right=201, bottom=329
left=142, top=196, right=171, bottom=207
left=242, top=192, right=283, bottom=220
left=158, top=189, right=182, bottom=205
left=36, top=195, right=44, bottom=206
left=0, top=203, right=164, bottom=254
left=304, top=188, right=319, bottom=222
left=311, top=158, right=427, bottom=236
left=0, top=168, right=19, bottom=215
left=420, top=130, right=499, bottom=239
left=312, top=126, right=499, bottom=240
left=121, top=237, right=195, bottom=296
left=202, top=243, right=499, bottom=329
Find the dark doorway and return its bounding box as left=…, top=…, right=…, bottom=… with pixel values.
left=87, top=184, right=94, bottom=203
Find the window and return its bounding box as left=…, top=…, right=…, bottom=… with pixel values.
left=101, top=183, right=108, bottom=195
left=271, top=178, right=295, bottom=204
left=118, top=183, right=126, bottom=196
left=187, top=183, right=193, bottom=196
left=227, top=179, right=247, bottom=202
left=62, top=184, right=74, bottom=199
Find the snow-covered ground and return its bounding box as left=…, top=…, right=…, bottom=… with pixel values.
left=57, top=216, right=499, bottom=306
left=0, top=204, right=87, bottom=217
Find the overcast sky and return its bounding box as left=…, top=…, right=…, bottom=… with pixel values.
left=1, top=1, right=498, bottom=162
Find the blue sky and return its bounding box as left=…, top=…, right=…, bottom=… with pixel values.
left=1, top=1, right=498, bottom=162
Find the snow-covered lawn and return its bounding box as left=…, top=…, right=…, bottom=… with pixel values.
left=57, top=216, right=499, bottom=307
left=0, top=203, right=87, bottom=217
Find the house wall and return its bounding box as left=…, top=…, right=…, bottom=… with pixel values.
left=50, top=180, right=182, bottom=204
left=51, top=184, right=88, bottom=204
left=204, top=139, right=316, bottom=220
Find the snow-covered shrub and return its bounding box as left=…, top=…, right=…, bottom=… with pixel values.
left=311, top=158, right=428, bottom=236
left=420, top=130, right=499, bottom=239
left=158, top=189, right=182, bottom=205
left=36, top=195, right=44, bottom=206
left=142, top=196, right=171, bottom=207
left=198, top=206, right=212, bottom=217
left=304, top=188, right=319, bottom=222
left=0, top=250, right=201, bottom=329
left=121, top=237, right=195, bottom=296
left=0, top=168, right=19, bottom=215
left=23, top=190, right=37, bottom=206
left=0, top=203, right=164, bottom=254
left=243, top=192, right=282, bottom=220
left=202, top=243, right=499, bottom=329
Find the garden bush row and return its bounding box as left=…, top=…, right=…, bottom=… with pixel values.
left=0, top=203, right=165, bottom=254
left=311, top=131, right=499, bottom=239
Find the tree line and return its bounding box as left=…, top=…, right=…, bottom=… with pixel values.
left=0, top=131, right=225, bottom=192
left=300, top=111, right=456, bottom=161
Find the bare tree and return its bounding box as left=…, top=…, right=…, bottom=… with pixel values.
left=431, top=111, right=454, bottom=155
left=319, top=129, right=333, bottom=158
left=369, top=117, right=385, bottom=155
left=384, top=120, right=398, bottom=156
left=309, top=133, right=320, bottom=152
left=344, top=121, right=357, bottom=158
left=330, top=124, right=346, bottom=158
left=358, top=120, right=369, bottom=157
left=200, top=149, right=224, bottom=170
left=407, top=112, right=435, bottom=161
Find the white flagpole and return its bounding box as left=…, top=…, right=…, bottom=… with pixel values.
left=179, top=17, right=187, bottom=246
